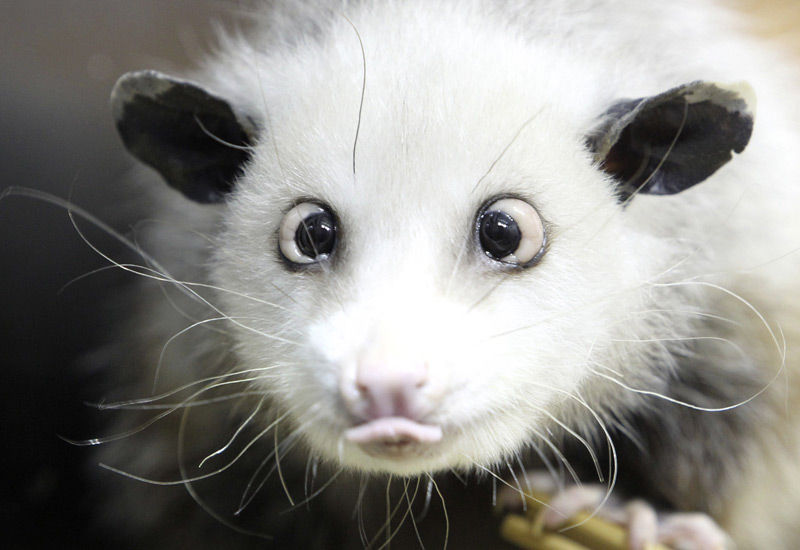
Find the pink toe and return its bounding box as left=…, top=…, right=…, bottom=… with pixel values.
left=626, top=500, right=658, bottom=550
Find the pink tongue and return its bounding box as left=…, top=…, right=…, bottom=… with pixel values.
left=345, top=417, right=443, bottom=444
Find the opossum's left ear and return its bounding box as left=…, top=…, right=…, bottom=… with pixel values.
left=588, top=81, right=755, bottom=200
left=111, top=70, right=258, bottom=204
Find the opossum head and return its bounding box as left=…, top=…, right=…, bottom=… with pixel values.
left=111, top=15, right=753, bottom=476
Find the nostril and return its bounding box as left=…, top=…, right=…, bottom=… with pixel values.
left=355, top=361, right=428, bottom=389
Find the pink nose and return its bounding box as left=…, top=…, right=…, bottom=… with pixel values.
left=354, top=361, right=429, bottom=420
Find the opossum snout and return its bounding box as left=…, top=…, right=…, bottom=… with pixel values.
left=341, top=348, right=444, bottom=450
left=352, top=359, right=430, bottom=420
left=337, top=320, right=443, bottom=423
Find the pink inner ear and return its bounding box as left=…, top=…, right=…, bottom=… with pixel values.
left=345, top=417, right=443, bottom=444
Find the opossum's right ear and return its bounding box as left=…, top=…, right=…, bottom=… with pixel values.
left=111, top=70, right=258, bottom=204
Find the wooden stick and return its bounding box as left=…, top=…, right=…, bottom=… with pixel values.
left=501, top=514, right=589, bottom=550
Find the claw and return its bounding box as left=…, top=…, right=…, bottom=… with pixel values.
left=544, top=485, right=607, bottom=529
left=626, top=500, right=659, bottom=550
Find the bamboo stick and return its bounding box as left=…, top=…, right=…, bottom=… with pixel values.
left=500, top=490, right=671, bottom=550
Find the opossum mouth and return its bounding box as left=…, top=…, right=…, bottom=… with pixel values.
left=345, top=417, right=443, bottom=459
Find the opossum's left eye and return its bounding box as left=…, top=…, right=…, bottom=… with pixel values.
left=477, top=197, right=545, bottom=267
left=279, top=202, right=337, bottom=264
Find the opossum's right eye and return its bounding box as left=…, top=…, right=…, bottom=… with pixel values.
left=279, top=202, right=337, bottom=265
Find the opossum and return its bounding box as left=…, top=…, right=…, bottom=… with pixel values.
left=73, top=0, right=800, bottom=548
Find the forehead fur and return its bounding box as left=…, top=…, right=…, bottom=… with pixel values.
left=219, top=2, right=624, bottom=245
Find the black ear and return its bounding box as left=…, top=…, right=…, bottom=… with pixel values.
left=111, top=70, right=258, bottom=203
left=588, top=81, right=755, bottom=200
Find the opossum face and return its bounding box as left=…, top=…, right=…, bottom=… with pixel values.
left=216, top=112, right=628, bottom=476
left=112, top=20, right=753, bottom=476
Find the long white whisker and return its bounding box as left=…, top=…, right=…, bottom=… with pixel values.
left=176, top=398, right=273, bottom=540
left=70, top=375, right=272, bottom=446
left=467, top=275, right=509, bottom=312
left=528, top=441, right=562, bottom=491
left=530, top=406, right=603, bottom=483
left=505, top=459, right=527, bottom=511
left=274, top=423, right=295, bottom=506
left=152, top=316, right=249, bottom=390
left=528, top=385, right=618, bottom=532
left=427, top=474, right=449, bottom=550
left=193, top=113, right=256, bottom=152
left=529, top=428, right=582, bottom=487
left=58, top=263, right=128, bottom=294
left=36, top=191, right=299, bottom=349
left=365, top=474, right=395, bottom=550
left=375, top=477, right=423, bottom=550
left=513, top=452, right=533, bottom=496
left=236, top=431, right=304, bottom=514
left=199, top=397, right=265, bottom=468
left=91, top=364, right=282, bottom=409
left=303, top=454, right=314, bottom=504
left=618, top=100, right=690, bottom=207
left=484, top=247, right=722, bottom=340
left=608, top=308, right=742, bottom=327
left=449, top=469, right=467, bottom=486
left=653, top=280, right=785, bottom=359
left=464, top=457, right=554, bottom=512
left=237, top=407, right=324, bottom=513
left=445, top=237, right=470, bottom=299
left=404, top=477, right=426, bottom=550
left=415, top=477, right=434, bottom=523
left=356, top=475, right=369, bottom=547
left=107, top=391, right=263, bottom=411
left=127, top=227, right=230, bottom=340
left=471, top=109, right=543, bottom=194
left=97, top=411, right=288, bottom=485
left=280, top=467, right=344, bottom=513
left=590, top=368, right=768, bottom=413
left=609, top=335, right=747, bottom=358
left=568, top=100, right=690, bottom=243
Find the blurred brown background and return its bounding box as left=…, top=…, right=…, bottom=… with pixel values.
left=0, top=1, right=796, bottom=548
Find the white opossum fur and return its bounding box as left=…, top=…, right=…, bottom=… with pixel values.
left=91, top=0, right=800, bottom=548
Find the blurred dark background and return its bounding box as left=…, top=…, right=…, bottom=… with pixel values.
left=0, top=2, right=239, bottom=547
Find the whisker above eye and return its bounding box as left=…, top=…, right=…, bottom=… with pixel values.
left=471, top=109, right=543, bottom=195
left=343, top=14, right=367, bottom=178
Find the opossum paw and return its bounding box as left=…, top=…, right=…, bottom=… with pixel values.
left=495, top=469, right=615, bottom=518
left=655, top=513, right=733, bottom=550
left=498, top=473, right=732, bottom=550
left=546, top=489, right=732, bottom=550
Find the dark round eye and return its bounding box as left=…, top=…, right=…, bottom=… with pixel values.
left=477, top=197, right=545, bottom=266
left=279, top=202, right=337, bottom=264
